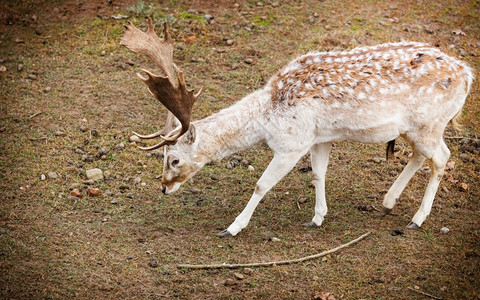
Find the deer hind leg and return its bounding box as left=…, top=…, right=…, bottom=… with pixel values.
left=382, top=151, right=426, bottom=215
left=408, top=140, right=450, bottom=228
left=219, top=150, right=306, bottom=237
left=304, top=142, right=332, bottom=228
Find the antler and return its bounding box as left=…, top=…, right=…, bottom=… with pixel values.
left=121, top=17, right=202, bottom=150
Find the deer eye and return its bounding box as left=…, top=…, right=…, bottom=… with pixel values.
left=171, top=158, right=180, bottom=166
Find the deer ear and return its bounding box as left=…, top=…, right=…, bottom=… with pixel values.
left=185, top=124, right=196, bottom=144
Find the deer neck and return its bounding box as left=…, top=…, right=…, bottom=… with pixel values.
left=194, top=89, right=270, bottom=163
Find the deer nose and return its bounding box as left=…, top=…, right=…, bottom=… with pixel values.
left=161, top=186, right=167, bottom=194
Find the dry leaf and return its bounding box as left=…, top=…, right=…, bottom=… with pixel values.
left=445, top=160, right=455, bottom=170
left=314, top=292, right=335, bottom=300
left=452, top=29, right=466, bottom=36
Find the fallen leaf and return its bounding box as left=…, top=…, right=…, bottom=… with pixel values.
left=445, top=160, right=455, bottom=170
left=186, top=35, right=197, bottom=43
left=314, top=292, right=335, bottom=300
left=112, top=14, right=129, bottom=20
left=452, top=29, right=466, bottom=36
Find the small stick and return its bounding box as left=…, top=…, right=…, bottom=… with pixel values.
left=407, top=287, right=443, bottom=300
left=370, top=205, right=381, bottom=212
left=28, top=111, right=43, bottom=119
left=295, top=197, right=301, bottom=210
left=177, top=231, right=371, bottom=269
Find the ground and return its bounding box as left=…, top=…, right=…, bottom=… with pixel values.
left=1, top=0, right=479, bottom=299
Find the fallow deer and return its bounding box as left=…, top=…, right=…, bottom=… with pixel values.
left=121, top=17, right=473, bottom=237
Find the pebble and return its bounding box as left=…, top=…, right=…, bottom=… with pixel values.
left=86, top=188, right=100, bottom=197
left=133, top=177, right=141, bottom=184
left=126, top=193, right=134, bottom=199
left=129, top=135, right=140, bottom=142
left=114, top=142, right=125, bottom=150
left=244, top=268, right=254, bottom=275
left=82, top=155, right=93, bottom=162
left=270, top=237, right=281, bottom=242
left=225, top=39, right=234, bottom=46
left=86, top=168, right=104, bottom=181
left=27, top=74, right=37, bottom=80
left=234, top=273, right=245, bottom=280
left=40, top=174, right=46, bottom=181
left=226, top=162, right=233, bottom=169
left=211, top=174, right=219, bottom=180
left=48, top=171, right=58, bottom=179
left=191, top=188, right=201, bottom=193
left=69, top=183, right=82, bottom=190
left=83, top=179, right=95, bottom=185
left=224, top=279, right=236, bottom=286
left=75, top=148, right=85, bottom=154
left=440, top=227, right=450, bottom=234
left=248, top=165, right=255, bottom=171
left=244, top=58, right=253, bottom=64
left=100, top=50, right=106, bottom=56
left=71, top=189, right=83, bottom=198
left=110, top=200, right=118, bottom=204
left=98, top=147, right=108, bottom=156
left=17, top=64, right=23, bottom=72
left=44, top=86, right=51, bottom=93
left=148, top=257, right=158, bottom=268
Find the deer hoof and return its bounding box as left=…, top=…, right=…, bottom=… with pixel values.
left=217, top=229, right=233, bottom=237
left=406, top=222, right=420, bottom=229
left=303, top=221, right=320, bottom=228
left=381, top=207, right=393, bottom=216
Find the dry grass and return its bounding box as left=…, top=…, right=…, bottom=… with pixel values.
left=1, top=0, right=479, bottom=299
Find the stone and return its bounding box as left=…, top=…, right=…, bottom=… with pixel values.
left=44, top=86, right=52, bottom=93
left=129, top=135, right=140, bottom=142
left=40, top=174, right=46, bottom=181
left=248, top=165, right=255, bottom=171
left=47, top=171, right=58, bottom=179
left=234, top=273, right=245, bottom=280
left=244, top=58, right=253, bottom=64
left=71, top=189, right=83, bottom=198
left=75, top=148, right=85, bottom=154
left=133, top=177, right=141, bottom=184
left=225, top=39, right=234, bottom=46
left=270, top=237, right=281, bottom=242
left=54, top=130, right=65, bottom=136
left=69, top=183, right=82, bottom=190
left=86, top=168, right=104, bottom=181
left=17, top=64, right=23, bottom=71
left=86, top=187, right=100, bottom=197
left=114, top=142, right=125, bottom=150
left=440, top=227, right=450, bottom=234
left=148, top=257, right=158, bottom=268
left=100, top=50, right=106, bottom=56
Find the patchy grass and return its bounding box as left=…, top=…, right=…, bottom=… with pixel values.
left=0, top=0, right=479, bottom=299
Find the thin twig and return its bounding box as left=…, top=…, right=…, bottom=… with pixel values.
left=295, top=197, right=301, bottom=210
left=28, top=111, right=43, bottom=119
left=100, top=27, right=109, bottom=48
left=407, top=287, right=443, bottom=300
left=177, top=231, right=371, bottom=269
left=370, top=205, right=381, bottom=212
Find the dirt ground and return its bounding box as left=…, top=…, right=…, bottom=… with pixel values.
left=1, top=0, right=479, bottom=299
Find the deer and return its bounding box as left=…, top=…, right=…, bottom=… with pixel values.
left=120, top=17, right=473, bottom=237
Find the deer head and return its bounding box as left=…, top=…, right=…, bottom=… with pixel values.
left=121, top=17, right=204, bottom=193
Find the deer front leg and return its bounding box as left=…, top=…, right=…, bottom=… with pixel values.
left=304, top=142, right=332, bottom=228
left=219, top=151, right=306, bottom=237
